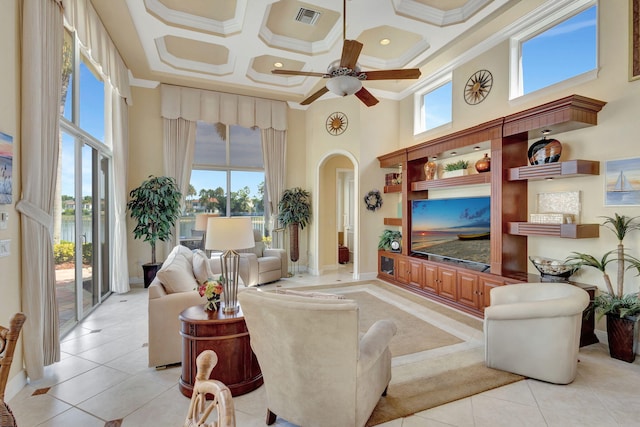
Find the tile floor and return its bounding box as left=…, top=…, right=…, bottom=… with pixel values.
left=7, top=264, right=640, bottom=427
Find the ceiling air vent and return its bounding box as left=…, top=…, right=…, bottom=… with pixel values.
left=295, top=7, right=321, bottom=25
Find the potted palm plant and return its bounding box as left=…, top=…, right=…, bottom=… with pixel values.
left=278, top=187, right=311, bottom=263
left=566, top=214, right=640, bottom=362
left=127, top=175, right=183, bottom=287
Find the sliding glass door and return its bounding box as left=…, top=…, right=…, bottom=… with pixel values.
left=55, top=128, right=112, bottom=336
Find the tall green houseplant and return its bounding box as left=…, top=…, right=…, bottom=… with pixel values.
left=127, top=176, right=182, bottom=282
left=567, top=213, right=640, bottom=362
left=278, top=187, right=311, bottom=263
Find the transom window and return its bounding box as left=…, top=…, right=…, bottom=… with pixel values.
left=413, top=72, right=453, bottom=135
left=510, top=1, right=597, bottom=98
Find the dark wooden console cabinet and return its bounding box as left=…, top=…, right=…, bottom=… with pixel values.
left=377, top=95, right=606, bottom=344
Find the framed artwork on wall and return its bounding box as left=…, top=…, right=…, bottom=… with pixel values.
left=630, top=0, right=640, bottom=80
left=0, top=131, right=13, bottom=204
left=604, top=157, right=640, bottom=206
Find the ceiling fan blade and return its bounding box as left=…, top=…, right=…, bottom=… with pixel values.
left=340, top=39, right=363, bottom=69
left=272, top=69, right=326, bottom=77
left=362, top=69, right=422, bottom=80
left=300, top=86, right=330, bottom=105
left=354, top=87, right=379, bottom=107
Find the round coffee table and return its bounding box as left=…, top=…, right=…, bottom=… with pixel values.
left=178, top=303, right=263, bottom=398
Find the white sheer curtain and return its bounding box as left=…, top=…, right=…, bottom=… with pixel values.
left=163, top=117, right=196, bottom=250
left=261, top=128, right=287, bottom=236
left=111, top=93, right=130, bottom=293
left=16, top=0, right=64, bottom=380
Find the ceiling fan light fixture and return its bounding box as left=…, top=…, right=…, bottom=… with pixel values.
left=326, top=75, right=362, bottom=97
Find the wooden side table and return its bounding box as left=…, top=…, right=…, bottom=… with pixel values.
left=179, top=304, right=263, bottom=398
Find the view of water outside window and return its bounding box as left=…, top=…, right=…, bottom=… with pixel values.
left=183, top=123, right=266, bottom=240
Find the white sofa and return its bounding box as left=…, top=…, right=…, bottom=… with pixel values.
left=484, top=282, right=590, bottom=384
left=147, top=245, right=221, bottom=368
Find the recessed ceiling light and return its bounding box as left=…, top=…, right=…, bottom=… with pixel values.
left=473, top=146, right=480, bottom=151
left=274, top=62, right=283, bottom=68
left=450, top=151, right=457, bottom=156
left=380, top=38, right=391, bottom=46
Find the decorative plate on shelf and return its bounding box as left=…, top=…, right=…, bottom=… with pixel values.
left=326, top=112, right=348, bottom=135
left=464, top=69, right=493, bottom=105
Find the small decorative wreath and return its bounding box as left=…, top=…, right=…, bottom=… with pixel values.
left=364, top=190, right=383, bottom=211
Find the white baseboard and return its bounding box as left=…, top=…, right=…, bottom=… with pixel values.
left=5, top=369, right=27, bottom=401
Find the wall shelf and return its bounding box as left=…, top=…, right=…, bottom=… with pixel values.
left=383, top=218, right=402, bottom=226
left=508, top=222, right=599, bottom=239
left=411, top=172, right=491, bottom=191
left=508, top=160, right=599, bottom=181
left=383, top=184, right=402, bottom=193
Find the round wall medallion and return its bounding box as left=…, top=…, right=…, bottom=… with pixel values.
left=464, top=69, right=493, bottom=105
left=326, top=112, right=348, bottom=135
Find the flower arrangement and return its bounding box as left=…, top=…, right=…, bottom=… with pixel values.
left=198, top=276, right=224, bottom=311
left=262, top=235, right=272, bottom=249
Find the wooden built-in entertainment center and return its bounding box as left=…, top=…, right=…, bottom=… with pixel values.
left=377, top=94, right=605, bottom=339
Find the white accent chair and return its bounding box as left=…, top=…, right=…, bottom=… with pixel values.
left=238, top=288, right=397, bottom=427
left=484, top=282, right=590, bottom=384
left=235, top=229, right=287, bottom=286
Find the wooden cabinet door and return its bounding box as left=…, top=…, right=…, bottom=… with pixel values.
left=438, top=267, right=457, bottom=299
left=422, top=262, right=438, bottom=293
left=457, top=271, right=479, bottom=309
left=408, top=259, right=423, bottom=288
left=479, top=277, right=503, bottom=312
left=396, top=257, right=410, bottom=284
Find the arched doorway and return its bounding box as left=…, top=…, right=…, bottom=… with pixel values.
left=314, top=150, right=359, bottom=279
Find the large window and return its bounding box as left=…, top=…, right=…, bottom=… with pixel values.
left=56, top=28, right=112, bottom=336
left=183, top=123, right=265, bottom=238
left=413, top=72, right=452, bottom=135
left=510, top=1, right=597, bottom=98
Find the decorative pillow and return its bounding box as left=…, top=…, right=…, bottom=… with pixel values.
left=156, top=248, right=198, bottom=294
left=275, top=289, right=345, bottom=299
left=192, top=249, right=214, bottom=284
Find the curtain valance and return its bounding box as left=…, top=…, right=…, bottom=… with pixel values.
left=160, top=84, right=287, bottom=131
left=62, top=0, right=132, bottom=104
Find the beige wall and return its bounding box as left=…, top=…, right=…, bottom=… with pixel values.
left=0, top=0, right=23, bottom=392
left=126, top=86, right=164, bottom=281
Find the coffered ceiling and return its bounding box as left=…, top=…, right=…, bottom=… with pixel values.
left=91, top=0, right=517, bottom=105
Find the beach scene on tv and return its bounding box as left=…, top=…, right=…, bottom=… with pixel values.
left=411, top=196, right=491, bottom=267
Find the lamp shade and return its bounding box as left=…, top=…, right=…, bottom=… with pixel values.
left=326, top=75, right=362, bottom=96
left=205, top=217, right=255, bottom=251
left=194, top=213, right=217, bottom=231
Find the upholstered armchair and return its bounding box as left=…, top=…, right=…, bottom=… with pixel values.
left=484, top=282, right=590, bottom=384
left=238, top=288, right=397, bottom=427
left=235, top=229, right=287, bottom=286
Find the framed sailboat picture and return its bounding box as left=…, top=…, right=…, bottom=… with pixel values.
left=605, top=157, right=640, bottom=206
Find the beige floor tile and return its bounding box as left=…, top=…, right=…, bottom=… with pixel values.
left=37, top=407, right=105, bottom=427
left=7, top=394, right=72, bottom=427
left=47, top=365, right=130, bottom=405
left=29, top=356, right=99, bottom=389
left=121, top=386, right=190, bottom=427
left=476, top=378, right=537, bottom=406
left=76, top=375, right=172, bottom=421
left=471, top=394, right=548, bottom=427
left=413, top=397, right=475, bottom=426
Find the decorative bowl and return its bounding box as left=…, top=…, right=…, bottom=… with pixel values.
left=529, top=256, right=579, bottom=281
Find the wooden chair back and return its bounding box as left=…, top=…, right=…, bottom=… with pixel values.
left=184, top=350, right=235, bottom=427
left=0, top=313, right=26, bottom=402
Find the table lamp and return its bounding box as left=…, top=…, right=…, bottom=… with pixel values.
left=205, top=217, right=254, bottom=313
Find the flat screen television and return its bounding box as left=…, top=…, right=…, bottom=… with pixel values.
left=411, top=196, right=491, bottom=270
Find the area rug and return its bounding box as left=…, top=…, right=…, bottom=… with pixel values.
left=276, top=280, right=524, bottom=426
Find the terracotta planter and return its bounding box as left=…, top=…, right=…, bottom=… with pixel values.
left=606, top=313, right=639, bottom=363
